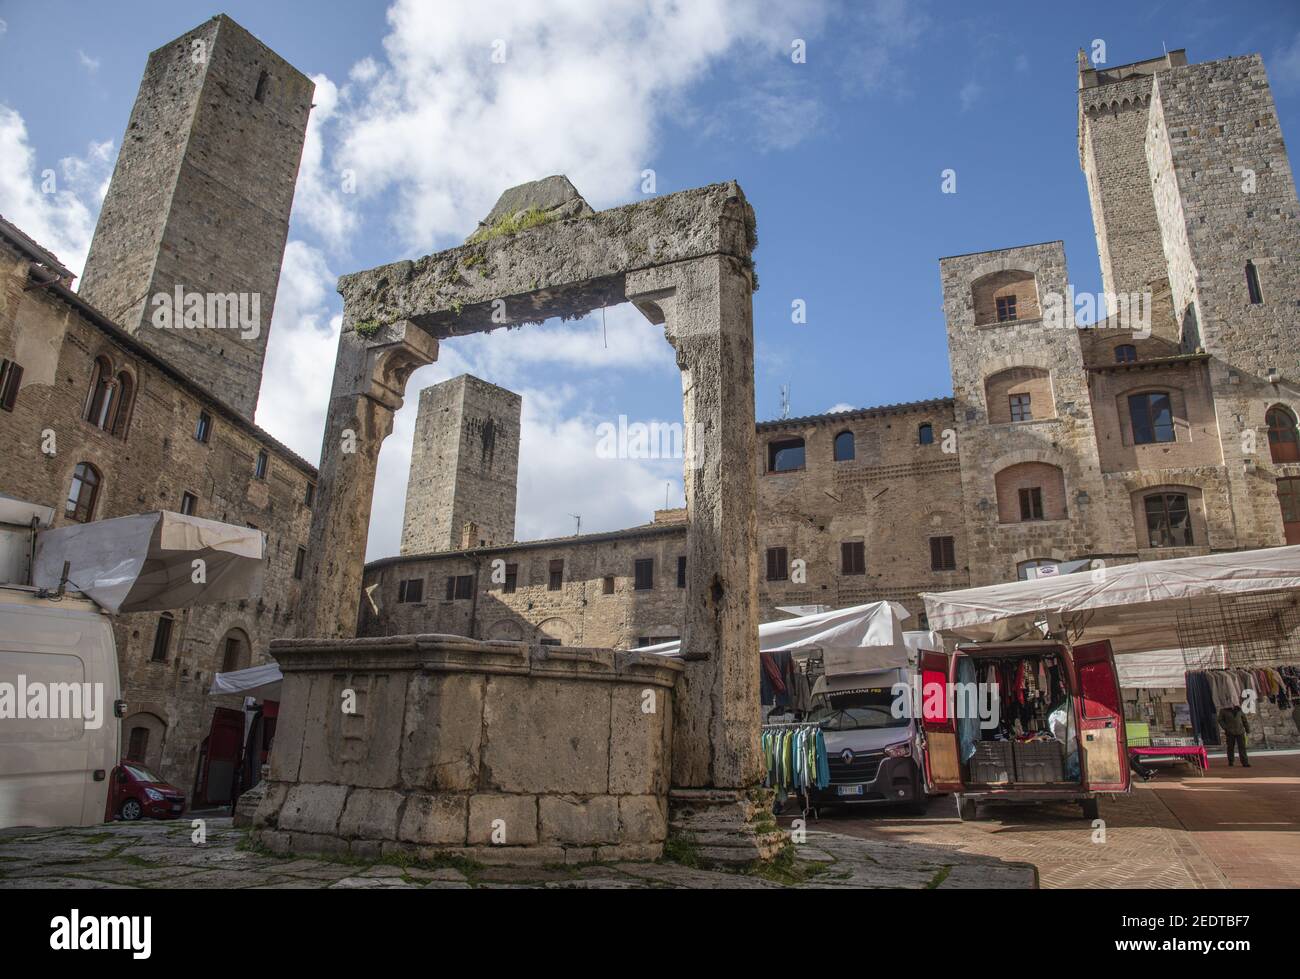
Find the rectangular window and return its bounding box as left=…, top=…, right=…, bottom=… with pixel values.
left=1008, top=393, right=1032, bottom=422
left=1246, top=261, right=1263, bottom=305
left=180, top=492, right=198, bottom=516
left=398, top=578, right=424, bottom=603
left=1144, top=493, right=1193, bottom=548
left=255, top=449, right=268, bottom=479
left=150, top=614, right=173, bottom=662
left=0, top=358, right=23, bottom=411
left=996, top=295, right=1017, bottom=322
left=1279, top=478, right=1300, bottom=524
left=602, top=575, right=615, bottom=595
left=634, top=558, right=655, bottom=590
left=1129, top=392, right=1175, bottom=444
left=765, top=546, right=789, bottom=581
left=676, top=555, right=687, bottom=589
left=841, top=541, right=866, bottom=575
left=1019, top=487, right=1044, bottom=521
left=194, top=411, right=212, bottom=443
left=451, top=575, right=474, bottom=599
left=767, top=438, right=805, bottom=473
left=503, top=563, right=518, bottom=594
left=539, top=638, right=562, bottom=647
left=304, top=482, right=315, bottom=507
left=293, top=546, right=306, bottom=580
left=930, top=536, right=956, bottom=571
left=548, top=559, right=563, bottom=591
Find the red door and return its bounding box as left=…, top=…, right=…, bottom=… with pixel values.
left=1072, top=641, right=1129, bottom=793
left=919, top=650, right=962, bottom=792
left=197, top=707, right=244, bottom=806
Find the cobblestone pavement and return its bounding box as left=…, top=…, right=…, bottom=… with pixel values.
left=0, top=820, right=1034, bottom=890
left=800, top=751, right=1300, bottom=889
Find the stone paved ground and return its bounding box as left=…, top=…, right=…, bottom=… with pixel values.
left=0, top=819, right=1033, bottom=890
left=802, top=750, right=1300, bottom=889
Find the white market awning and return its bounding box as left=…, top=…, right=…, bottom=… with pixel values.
left=32, top=510, right=264, bottom=614
left=209, top=662, right=282, bottom=701
left=635, top=600, right=936, bottom=674
left=922, top=545, right=1300, bottom=656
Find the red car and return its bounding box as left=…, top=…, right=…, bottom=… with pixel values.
left=107, top=762, right=187, bottom=821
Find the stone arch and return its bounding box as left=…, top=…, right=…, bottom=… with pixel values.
left=123, top=711, right=167, bottom=771
left=535, top=616, right=576, bottom=646
left=219, top=626, right=253, bottom=674
left=971, top=268, right=1041, bottom=326
left=485, top=619, right=524, bottom=641
left=1266, top=403, right=1300, bottom=464
left=984, top=365, right=1054, bottom=423
left=994, top=461, right=1067, bottom=523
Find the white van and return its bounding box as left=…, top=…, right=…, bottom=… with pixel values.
left=0, top=585, right=121, bottom=828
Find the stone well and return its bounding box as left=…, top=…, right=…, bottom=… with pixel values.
left=251, top=635, right=681, bottom=865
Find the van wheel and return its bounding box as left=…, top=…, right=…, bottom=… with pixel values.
left=956, top=795, right=978, bottom=821
left=120, top=799, right=143, bottom=821
left=1079, top=798, right=1100, bottom=820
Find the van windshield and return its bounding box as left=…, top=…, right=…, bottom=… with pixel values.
left=807, top=689, right=909, bottom=731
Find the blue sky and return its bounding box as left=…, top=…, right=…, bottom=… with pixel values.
left=2, top=0, right=1299, bottom=558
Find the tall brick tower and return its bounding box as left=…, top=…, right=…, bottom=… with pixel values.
left=79, top=15, right=313, bottom=420
left=401, top=375, right=522, bottom=555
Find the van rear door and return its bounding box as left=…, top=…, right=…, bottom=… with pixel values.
left=919, top=649, right=962, bottom=792
left=1073, top=640, right=1129, bottom=793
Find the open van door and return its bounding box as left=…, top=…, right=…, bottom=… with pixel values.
left=918, top=649, right=962, bottom=792
left=1073, top=641, right=1129, bottom=793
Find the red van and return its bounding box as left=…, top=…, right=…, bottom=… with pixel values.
left=918, top=639, right=1129, bottom=820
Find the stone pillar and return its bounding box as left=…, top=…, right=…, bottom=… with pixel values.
left=297, top=320, right=438, bottom=639
left=626, top=256, right=780, bottom=864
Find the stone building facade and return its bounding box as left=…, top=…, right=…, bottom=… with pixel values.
left=0, top=15, right=315, bottom=791
left=361, top=47, right=1300, bottom=745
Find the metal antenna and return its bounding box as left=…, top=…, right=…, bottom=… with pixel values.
left=780, top=384, right=791, bottom=419
left=665, top=481, right=671, bottom=509
left=568, top=513, right=581, bottom=536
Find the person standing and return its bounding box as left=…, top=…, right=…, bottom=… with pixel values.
left=1217, top=704, right=1251, bottom=768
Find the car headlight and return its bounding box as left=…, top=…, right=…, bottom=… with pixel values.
left=144, top=788, right=164, bottom=801
left=884, top=742, right=911, bottom=759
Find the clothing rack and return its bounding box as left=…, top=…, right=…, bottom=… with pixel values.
left=760, top=721, right=830, bottom=821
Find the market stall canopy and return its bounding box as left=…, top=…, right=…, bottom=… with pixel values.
left=637, top=601, right=930, bottom=673
left=209, top=662, right=282, bottom=701
left=32, top=510, right=264, bottom=614
left=922, top=546, right=1300, bottom=655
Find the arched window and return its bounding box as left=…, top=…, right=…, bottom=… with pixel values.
left=1128, top=391, right=1175, bottom=444
left=918, top=423, right=934, bottom=445
left=995, top=462, right=1067, bottom=523
left=220, top=628, right=251, bottom=674
left=833, top=430, right=855, bottom=462
left=65, top=462, right=101, bottom=522
left=1267, top=405, right=1299, bottom=463
left=110, top=371, right=134, bottom=438
left=1114, top=344, right=1137, bottom=363
left=1246, top=260, right=1263, bottom=305
left=1143, top=492, right=1193, bottom=548
left=84, top=356, right=116, bottom=430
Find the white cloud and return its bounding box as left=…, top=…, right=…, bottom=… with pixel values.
left=825, top=402, right=856, bottom=414
left=0, top=105, right=114, bottom=276
left=330, top=0, right=830, bottom=250
left=255, top=240, right=342, bottom=463
left=290, top=73, right=358, bottom=249
left=1275, top=31, right=1300, bottom=93
left=842, top=0, right=929, bottom=94
left=0, top=19, right=8, bottom=37
left=959, top=80, right=983, bottom=111
left=77, top=50, right=100, bottom=72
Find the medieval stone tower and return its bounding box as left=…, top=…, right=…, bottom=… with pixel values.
left=79, top=14, right=313, bottom=420
left=401, top=375, right=522, bottom=555
left=942, top=46, right=1300, bottom=586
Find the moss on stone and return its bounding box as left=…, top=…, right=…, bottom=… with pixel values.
left=466, top=206, right=559, bottom=245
